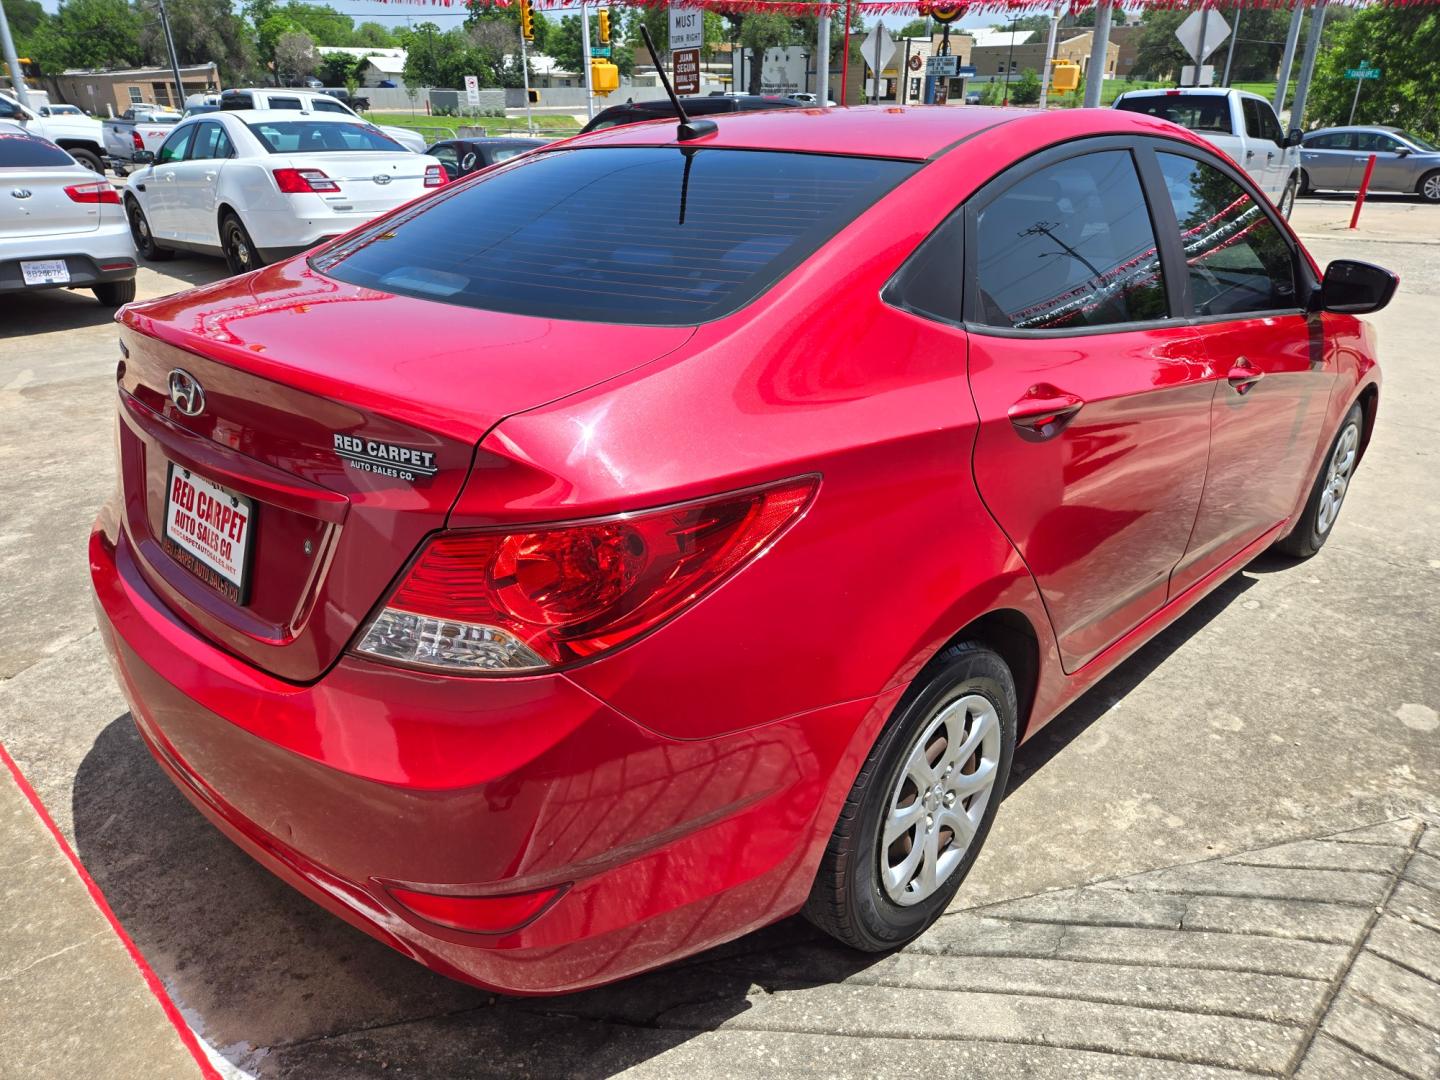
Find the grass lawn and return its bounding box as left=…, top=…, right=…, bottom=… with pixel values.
left=363, top=111, right=582, bottom=137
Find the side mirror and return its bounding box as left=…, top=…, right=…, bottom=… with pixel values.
left=132, top=149, right=155, bottom=165
left=1285, top=128, right=1303, bottom=148
left=1395, top=146, right=1412, bottom=157
left=1319, top=259, right=1398, bottom=315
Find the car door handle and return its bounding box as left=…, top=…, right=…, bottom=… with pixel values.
left=1227, top=358, right=1264, bottom=393
left=1008, top=388, right=1085, bottom=430
left=204, top=172, right=216, bottom=181
left=1246, top=149, right=1256, bottom=159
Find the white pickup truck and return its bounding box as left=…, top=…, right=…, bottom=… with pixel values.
left=0, top=92, right=107, bottom=172
left=103, top=108, right=184, bottom=174
left=214, top=88, right=427, bottom=153
left=1114, top=88, right=1303, bottom=217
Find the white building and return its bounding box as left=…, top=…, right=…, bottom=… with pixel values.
left=315, top=47, right=409, bottom=89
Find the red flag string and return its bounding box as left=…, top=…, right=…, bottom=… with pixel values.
left=405, top=0, right=1437, bottom=11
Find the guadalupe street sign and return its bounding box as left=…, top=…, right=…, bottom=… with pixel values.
left=1346, top=65, right=1381, bottom=79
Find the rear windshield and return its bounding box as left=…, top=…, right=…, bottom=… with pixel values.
left=0, top=131, right=76, bottom=167
left=313, top=146, right=917, bottom=325
left=244, top=119, right=401, bottom=153
left=1116, top=95, right=1232, bottom=135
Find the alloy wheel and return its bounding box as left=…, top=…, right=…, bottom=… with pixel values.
left=1423, top=173, right=1440, bottom=203
left=880, top=693, right=1002, bottom=906
left=227, top=223, right=253, bottom=273
left=1317, top=421, right=1359, bottom=536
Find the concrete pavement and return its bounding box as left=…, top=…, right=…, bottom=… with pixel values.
left=0, top=198, right=1437, bottom=1078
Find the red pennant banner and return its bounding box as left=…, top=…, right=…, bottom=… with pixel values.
left=400, top=0, right=1436, bottom=11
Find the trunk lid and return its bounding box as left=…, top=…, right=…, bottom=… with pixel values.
left=116, top=258, right=694, bottom=682
left=0, top=167, right=100, bottom=238
left=288, top=151, right=435, bottom=213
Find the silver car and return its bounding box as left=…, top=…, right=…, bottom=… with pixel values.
left=1300, top=126, right=1440, bottom=203
left=0, top=122, right=137, bottom=306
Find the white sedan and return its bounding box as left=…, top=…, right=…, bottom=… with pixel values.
left=123, top=110, right=447, bottom=275
left=0, top=123, right=137, bottom=306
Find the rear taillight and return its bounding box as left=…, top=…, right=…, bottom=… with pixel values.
left=65, top=181, right=121, bottom=205
left=424, top=164, right=446, bottom=188
left=131, top=130, right=144, bottom=151
left=273, top=167, right=340, bottom=194
left=355, top=477, right=816, bottom=674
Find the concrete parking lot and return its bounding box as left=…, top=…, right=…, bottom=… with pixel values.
left=1, top=197, right=1438, bottom=1079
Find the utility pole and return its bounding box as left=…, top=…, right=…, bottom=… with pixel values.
left=156, top=0, right=187, bottom=110
left=1221, top=7, right=1241, bottom=86
left=1193, top=6, right=1209, bottom=86
left=1288, top=0, right=1326, bottom=133
left=519, top=30, right=533, bottom=133
left=1273, top=5, right=1303, bottom=117
left=817, top=10, right=830, bottom=103
left=580, top=1, right=594, bottom=122
left=0, top=0, right=31, bottom=109
left=1038, top=2, right=1060, bottom=109
left=1082, top=0, right=1111, bottom=107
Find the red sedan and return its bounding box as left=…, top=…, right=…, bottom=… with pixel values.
left=91, top=105, right=1394, bottom=994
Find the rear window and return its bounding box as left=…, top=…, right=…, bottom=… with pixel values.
left=313, top=146, right=917, bottom=325
left=0, top=131, right=76, bottom=167
left=244, top=119, right=402, bottom=153
left=1116, top=95, right=1232, bottom=135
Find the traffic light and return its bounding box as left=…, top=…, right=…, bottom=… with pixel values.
left=597, top=8, right=611, bottom=46
left=591, top=60, right=619, bottom=95
left=519, top=0, right=535, bottom=42
left=1051, top=61, right=1080, bottom=93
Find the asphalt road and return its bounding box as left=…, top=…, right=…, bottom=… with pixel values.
left=0, top=196, right=1437, bottom=1079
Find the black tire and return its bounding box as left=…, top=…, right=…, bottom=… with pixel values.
left=1277, top=174, right=1298, bottom=219
left=93, top=279, right=136, bottom=307
left=1418, top=170, right=1440, bottom=204
left=804, top=642, right=1017, bottom=952
left=221, top=213, right=263, bottom=276
left=67, top=147, right=104, bottom=174
left=126, top=198, right=172, bottom=261
left=1274, top=403, right=1364, bottom=559
left=1297, top=168, right=1312, bottom=196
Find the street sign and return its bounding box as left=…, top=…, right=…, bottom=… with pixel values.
left=672, top=47, right=700, bottom=95
left=1346, top=65, right=1381, bottom=79
left=463, top=74, right=480, bottom=107
left=592, top=46, right=612, bottom=58
left=926, top=54, right=959, bottom=78
left=669, top=5, right=704, bottom=52
left=1175, top=10, right=1231, bottom=64
left=1180, top=64, right=1216, bottom=87
left=861, top=24, right=897, bottom=75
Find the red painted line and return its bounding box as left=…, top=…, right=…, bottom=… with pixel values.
left=0, top=739, right=222, bottom=1080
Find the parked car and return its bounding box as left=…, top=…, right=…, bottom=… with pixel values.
left=0, top=124, right=136, bottom=305
left=786, top=92, right=836, bottom=106
left=1114, top=88, right=1302, bottom=216
left=93, top=104, right=1391, bottom=996
left=216, top=88, right=422, bottom=152
left=1299, top=126, right=1440, bottom=203
left=319, top=87, right=371, bottom=112
left=424, top=136, right=546, bottom=181
left=0, top=92, right=107, bottom=173
left=123, top=110, right=446, bottom=274
left=103, top=110, right=183, bottom=174
left=37, top=103, right=88, bottom=118
left=579, top=93, right=805, bottom=133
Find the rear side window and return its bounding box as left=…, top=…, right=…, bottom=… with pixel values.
left=0, top=131, right=75, bottom=167
left=314, top=146, right=917, bottom=325
left=1305, top=132, right=1353, bottom=150
left=244, top=120, right=401, bottom=153
left=311, top=98, right=350, bottom=114
left=972, top=150, right=1168, bottom=330
left=269, top=96, right=304, bottom=111
left=1156, top=152, right=1297, bottom=316
left=1117, top=95, right=1232, bottom=135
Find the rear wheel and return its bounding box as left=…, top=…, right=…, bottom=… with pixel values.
left=1274, top=403, right=1364, bottom=559
left=804, top=642, right=1016, bottom=952
left=67, top=147, right=104, bottom=174
left=1419, top=171, right=1440, bottom=204
left=221, top=213, right=262, bottom=276
left=127, top=198, right=172, bottom=261
left=1297, top=168, right=1312, bottom=196
left=93, top=279, right=136, bottom=307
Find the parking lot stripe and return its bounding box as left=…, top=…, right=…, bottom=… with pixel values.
left=0, top=739, right=221, bottom=1080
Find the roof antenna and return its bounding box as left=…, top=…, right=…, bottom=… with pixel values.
left=639, top=24, right=717, bottom=142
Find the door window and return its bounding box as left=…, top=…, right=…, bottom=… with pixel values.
left=431, top=143, right=460, bottom=179
left=1352, top=131, right=1403, bottom=153
left=972, top=151, right=1168, bottom=330
left=187, top=122, right=234, bottom=160
left=1243, top=98, right=1284, bottom=144
left=156, top=124, right=196, bottom=163
left=1304, top=132, right=1353, bottom=150
left=1156, top=152, right=1297, bottom=317
left=268, top=96, right=304, bottom=111
left=311, top=98, right=350, bottom=114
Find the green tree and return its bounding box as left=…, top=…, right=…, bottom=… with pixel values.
left=138, top=0, right=257, bottom=83
left=26, top=0, right=143, bottom=73
left=898, top=18, right=930, bottom=39
left=735, top=12, right=791, bottom=95
left=320, top=51, right=369, bottom=89
left=1308, top=6, right=1440, bottom=139
left=1010, top=66, right=1041, bottom=105
left=352, top=23, right=397, bottom=49
left=1131, top=9, right=1188, bottom=81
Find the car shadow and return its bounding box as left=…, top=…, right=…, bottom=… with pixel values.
left=71, top=565, right=1260, bottom=1077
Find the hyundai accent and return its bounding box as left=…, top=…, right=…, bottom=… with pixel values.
left=92, top=105, right=1394, bottom=994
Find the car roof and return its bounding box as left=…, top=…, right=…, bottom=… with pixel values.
left=1116, top=87, right=1264, bottom=101
left=562, top=104, right=1204, bottom=163
left=209, top=109, right=374, bottom=124
left=1309, top=124, right=1404, bottom=134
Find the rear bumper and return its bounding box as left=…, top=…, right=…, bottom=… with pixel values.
left=0, top=253, right=136, bottom=293
left=90, top=516, right=878, bottom=994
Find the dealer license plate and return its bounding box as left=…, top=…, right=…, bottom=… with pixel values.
left=162, top=463, right=254, bottom=603
left=21, top=259, right=69, bottom=286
